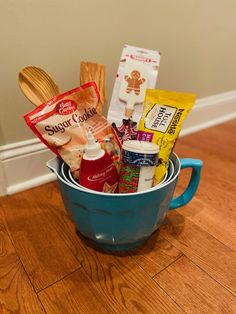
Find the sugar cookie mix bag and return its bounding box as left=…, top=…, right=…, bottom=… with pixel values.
left=24, top=82, right=121, bottom=174
left=137, top=89, right=196, bottom=184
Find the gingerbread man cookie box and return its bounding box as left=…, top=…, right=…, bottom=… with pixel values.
left=108, top=45, right=161, bottom=127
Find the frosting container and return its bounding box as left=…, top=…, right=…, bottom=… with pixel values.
left=119, top=140, right=159, bottom=193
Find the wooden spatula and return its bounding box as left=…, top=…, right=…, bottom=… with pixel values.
left=80, top=61, right=106, bottom=114
left=19, top=66, right=60, bottom=106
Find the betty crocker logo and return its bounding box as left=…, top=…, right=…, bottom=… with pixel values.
left=125, top=54, right=157, bottom=63
left=56, top=100, right=77, bottom=115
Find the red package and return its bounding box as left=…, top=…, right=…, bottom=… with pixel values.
left=24, top=82, right=121, bottom=172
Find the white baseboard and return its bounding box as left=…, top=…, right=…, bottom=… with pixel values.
left=0, top=90, right=236, bottom=196
left=0, top=139, right=55, bottom=196
left=181, top=90, right=236, bottom=136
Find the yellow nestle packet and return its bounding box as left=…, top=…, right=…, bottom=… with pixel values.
left=137, top=89, right=196, bottom=184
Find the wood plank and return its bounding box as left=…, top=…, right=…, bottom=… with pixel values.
left=154, top=255, right=236, bottom=313
left=131, top=232, right=183, bottom=277
left=175, top=141, right=236, bottom=194
left=38, top=267, right=114, bottom=314
left=179, top=121, right=236, bottom=163
left=1, top=186, right=81, bottom=292
left=177, top=193, right=236, bottom=251
left=173, top=168, right=236, bottom=250
left=0, top=210, right=44, bottom=313
left=173, top=131, right=236, bottom=250
left=73, top=239, right=183, bottom=314
left=159, top=211, right=236, bottom=296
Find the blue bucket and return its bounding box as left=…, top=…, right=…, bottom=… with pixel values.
left=47, top=153, right=202, bottom=251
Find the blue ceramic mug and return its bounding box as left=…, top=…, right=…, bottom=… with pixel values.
left=47, top=153, right=202, bottom=251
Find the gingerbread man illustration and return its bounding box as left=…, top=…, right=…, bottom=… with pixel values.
left=124, top=70, right=146, bottom=95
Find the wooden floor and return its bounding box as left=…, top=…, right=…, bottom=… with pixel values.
left=1, top=120, right=236, bottom=313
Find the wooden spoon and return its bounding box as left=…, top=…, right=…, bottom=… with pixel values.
left=80, top=61, right=106, bottom=114
left=19, top=66, right=60, bottom=106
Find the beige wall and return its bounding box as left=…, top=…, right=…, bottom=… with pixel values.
left=1, top=0, right=236, bottom=145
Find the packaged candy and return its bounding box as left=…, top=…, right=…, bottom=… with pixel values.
left=112, top=118, right=137, bottom=144
left=137, top=89, right=196, bottom=184
left=107, top=44, right=161, bottom=126
left=24, top=82, right=121, bottom=174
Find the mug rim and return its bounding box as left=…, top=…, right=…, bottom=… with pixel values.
left=54, top=152, right=181, bottom=197
left=156, top=159, right=174, bottom=188
left=61, top=162, right=76, bottom=187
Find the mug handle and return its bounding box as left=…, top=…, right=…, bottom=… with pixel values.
left=169, top=158, right=203, bottom=210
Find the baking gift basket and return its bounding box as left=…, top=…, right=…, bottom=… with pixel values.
left=47, top=153, right=202, bottom=251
